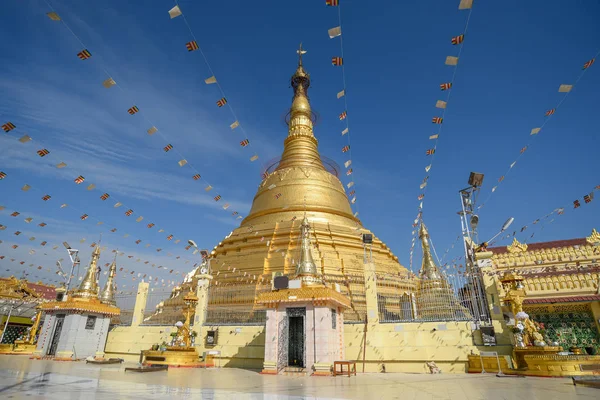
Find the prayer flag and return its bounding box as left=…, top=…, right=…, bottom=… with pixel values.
left=102, top=78, right=116, bottom=88
left=530, top=128, right=541, bottom=135
left=178, top=159, right=187, bottom=167
left=573, top=199, right=580, bottom=208
left=445, top=56, right=459, bottom=66
left=87, top=184, right=95, bottom=190
left=339, top=111, right=347, bottom=120
left=77, top=49, right=92, bottom=60
left=217, top=98, right=227, bottom=107
left=114, top=202, right=122, bottom=208
left=328, top=26, right=341, bottom=38
left=147, top=126, right=158, bottom=135
left=545, top=109, right=555, bottom=116
left=346, top=169, right=353, bottom=175
left=426, top=148, right=435, bottom=155
left=582, top=58, right=595, bottom=70
left=342, top=145, right=350, bottom=152
left=125, top=209, right=133, bottom=216
left=128, top=106, right=139, bottom=115
left=326, top=0, right=339, bottom=5
left=342, top=127, right=349, bottom=135
left=432, top=117, right=443, bottom=124
left=2, top=122, right=15, bottom=132
left=19, top=135, right=32, bottom=143
left=337, top=90, right=345, bottom=99
left=46, top=12, right=61, bottom=21
left=240, top=139, right=250, bottom=147
left=80, top=214, right=89, bottom=220
left=344, top=160, right=352, bottom=168
left=100, top=193, right=110, bottom=200
left=205, top=185, right=213, bottom=192
left=418, top=194, right=424, bottom=200
left=193, top=174, right=201, bottom=180
left=558, top=84, right=572, bottom=93
left=205, top=76, right=217, bottom=84
left=347, top=182, right=354, bottom=188
left=435, top=100, right=447, bottom=109
left=42, top=195, right=51, bottom=201
left=223, top=203, right=230, bottom=209
left=451, top=34, right=464, bottom=45
left=56, top=162, right=67, bottom=168
left=37, top=149, right=49, bottom=157
left=186, top=41, right=199, bottom=52
left=21, top=184, right=31, bottom=191
left=429, top=134, right=439, bottom=140
left=520, top=146, right=527, bottom=154
left=168, top=5, right=182, bottom=18
left=230, top=121, right=239, bottom=129
left=214, top=195, right=221, bottom=201
left=74, top=175, right=85, bottom=184
left=458, top=0, right=473, bottom=10
left=440, top=83, right=452, bottom=91
left=250, top=155, right=259, bottom=161
left=164, top=144, right=173, bottom=152
left=147, top=223, right=155, bottom=228
left=332, top=57, right=343, bottom=66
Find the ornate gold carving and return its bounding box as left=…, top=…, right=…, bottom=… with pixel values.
left=586, top=228, right=600, bottom=245
left=507, top=238, right=528, bottom=253
left=0, top=277, right=42, bottom=300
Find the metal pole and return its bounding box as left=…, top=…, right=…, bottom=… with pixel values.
left=0, top=304, right=14, bottom=344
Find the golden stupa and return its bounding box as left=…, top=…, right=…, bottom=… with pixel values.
left=153, top=46, right=415, bottom=323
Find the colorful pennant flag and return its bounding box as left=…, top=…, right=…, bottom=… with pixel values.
left=19, top=135, right=32, bottom=143
left=342, top=127, right=349, bottom=135
left=250, top=155, right=259, bottom=162
left=558, top=84, right=572, bottom=93
left=186, top=41, right=199, bottom=52
left=445, top=56, right=459, bottom=66
left=332, top=57, right=343, bottom=66
left=520, top=146, right=527, bottom=154
left=440, top=83, right=452, bottom=91
left=326, top=0, right=339, bottom=5
left=545, top=109, right=555, bottom=116
left=458, top=0, right=473, bottom=10
left=432, top=117, right=443, bottom=124
left=56, top=162, right=67, bottom=168
left=426, top=149, right=435, bottom=155
left=205, top=185, right=213, bottom=192
left=100, top=193, right=110, bottom=200
left=125, top=209, right=133, bottom=216
left=178, top=159, right=187, bottom=167
left=418, top=194, right=424, bottom=200
left=435, top=100, right=447, bottom=109
left=80, top=214, right=89, bottom=220
left=573, top=200, right=580, bottom=208
left=230, top=121, right=239, bottom=130
left=342, top=145, right=350, bottom=153
left=346, top=169, right=353, bottom=175
left=217, top=98, right=227, bottom=107
left=147, top=126, right=158, bottom=135
left=451, top=34, right=464, bottom=45
left=21, top=184, right=31, bottom=192
left=77, top=49, right=92, bottom=60
left=214, top=195, right=221, bottom=201
left=42, top=195, right=51, bottom=201
left=530, top=128, right=541, bottom=135
left=344, top=160, right=352, bottom=168
left=193, top=174, right=201, bottom=180
left=37, top=149, right=50, bottom=157
left=46, top=12, right=61, bottom=21
left=1, top=122, right=15, bottom=132
left=128, top=106, right=139, bottom=115
left=164, top=144, right=173, bottom=152
left=74, top=175, right=85, bottom=184
left=582, top=58, right=595, bottom=70
left=339, top=111, right=347, bottom=120
left=205, top=76, right=217, bottom=84
left=337, top=90, right=345, bottom=99
left=240, top=139, right=250, bottom=147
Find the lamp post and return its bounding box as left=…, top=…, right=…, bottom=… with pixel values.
left=62, top=242, right=80, bottom=300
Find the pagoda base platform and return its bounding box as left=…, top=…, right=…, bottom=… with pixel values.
left=0, top=343, right=37, bottom=355
left=141, top=347, right=206, bottom=368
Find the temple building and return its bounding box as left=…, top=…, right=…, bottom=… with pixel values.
left=486, top=229, right=600, bottom=354
left=35, top=246, right=120, bottom=360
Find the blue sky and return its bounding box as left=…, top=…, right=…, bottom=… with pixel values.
left=0, top=0, right=599, bottom=293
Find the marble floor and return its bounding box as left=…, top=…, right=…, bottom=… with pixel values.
left=0, top=356, right=597, bottom=399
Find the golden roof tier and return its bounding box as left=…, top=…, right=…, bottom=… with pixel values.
left=150, top=46, right=413, bottom=324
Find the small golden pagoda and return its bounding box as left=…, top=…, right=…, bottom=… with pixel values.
left=415, top=222, right=471, bottom=320
left=99, top=259, right=117, bottom=306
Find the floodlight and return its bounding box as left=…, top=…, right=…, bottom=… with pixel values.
left=501, top=217, right=514, bottom=232
left=63, top=241, right=71, bottom=249
left=468, top=172, right=485, bottom=187
left=470, top=215, right=479, bottom=230
left=188, top=239, right=198, bottom=248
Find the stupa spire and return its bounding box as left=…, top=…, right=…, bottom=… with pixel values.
left=72, top=245, right=101, bottom=299
left=418, top=222, right=442, bottom=280
left=277, top=43, right=325, bottom=170
left=295, top=215, right=322, bottom=286
left=99, top=255, right=117, bottom=305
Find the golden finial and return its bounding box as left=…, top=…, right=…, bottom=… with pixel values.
left=296, top=42, right=307, bottom=66
left=507, top=238, right=528, bottom=253
left=72, top=245, right=101, bottom=299
left=586, top=228, right=600, bottom=245
left=99, top=253, right=117, bottom=305
left=295, top=214, right=322, bottom=286
left=418, top=221, right=441, bottom=280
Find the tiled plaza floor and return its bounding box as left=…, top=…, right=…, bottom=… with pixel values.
left=0, top=356, right=597, bottom=399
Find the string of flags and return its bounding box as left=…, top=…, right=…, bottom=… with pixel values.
left=408, top=0, right=475, bottom=271
left=325, top=0, right=359, bottom=218
left=39, top=4, right=249, bottom=227
left=167, top=4, right=264, bottom=170
left=478, top=52, right=598, bottom=210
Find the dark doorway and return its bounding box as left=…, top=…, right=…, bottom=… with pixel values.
left=287, top=308, right=305, bottom=368
left=47, top=315, right=65, bottom=356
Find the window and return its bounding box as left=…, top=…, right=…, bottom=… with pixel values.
left=85, top=315, right=97, bottom=330
left=331, top=308, right=337, bottom=329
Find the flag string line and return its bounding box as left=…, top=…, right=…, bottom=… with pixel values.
left=0, top=131, right=197, bottom=264
left=42, top=0, right=251, bottom=225
left=173, top=0, right=268, bottom=173
left=408, top=2, right=475, bottom=271
left=478, top=48, right=600, bottom=211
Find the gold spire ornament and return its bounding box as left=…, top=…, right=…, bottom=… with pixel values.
left=418, top=222, right=441, bottom=280
left=295, top=215, right=322, bottom=286
left=99, top=257, right=117, bottom=305
left=72, top=246, right=101, bottom=299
